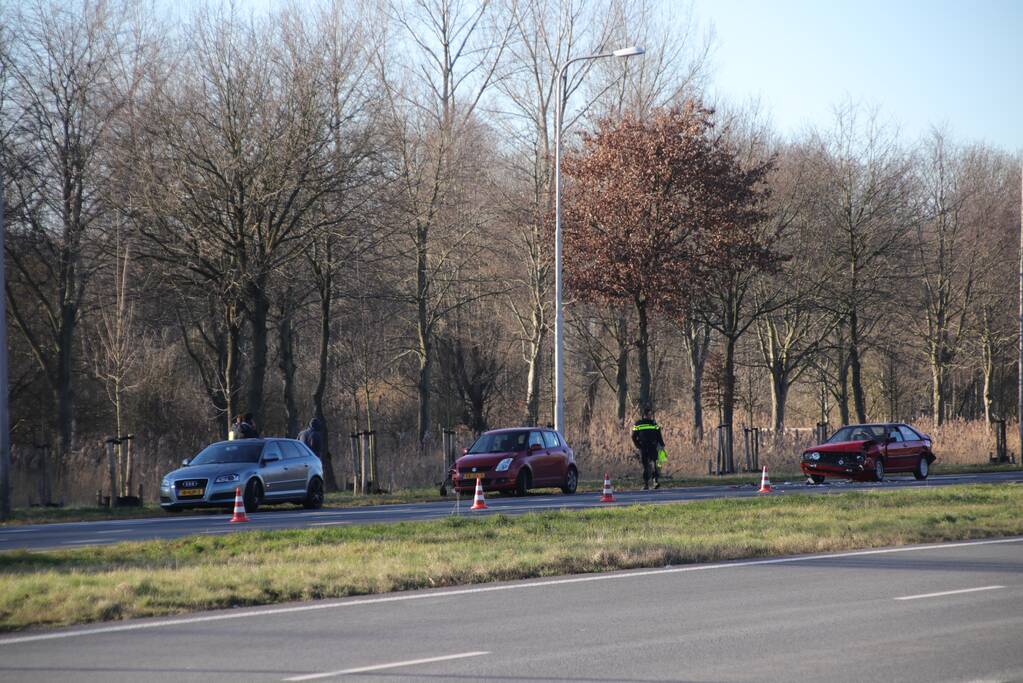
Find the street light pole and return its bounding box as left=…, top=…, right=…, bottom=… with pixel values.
left=553, top=45, right=643, bottom=436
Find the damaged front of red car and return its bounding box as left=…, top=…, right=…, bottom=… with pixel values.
left=800, top=438, right=885, bottom=483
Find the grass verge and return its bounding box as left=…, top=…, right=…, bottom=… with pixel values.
left=2, top=484, right=1022, bottom=632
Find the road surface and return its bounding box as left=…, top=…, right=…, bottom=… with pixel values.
left=0, top=536, right=1020, bottom=682
left=2, top=471, right=1022, bottom=551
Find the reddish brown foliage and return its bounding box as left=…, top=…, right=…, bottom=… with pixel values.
left=561, top=101, right=773, bottom=312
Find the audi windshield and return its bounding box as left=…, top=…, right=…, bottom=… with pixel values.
left=189, top=442, right=263, bottom=465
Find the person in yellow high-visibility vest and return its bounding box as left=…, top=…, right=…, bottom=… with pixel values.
left=632, top=405, right=665, bottom=490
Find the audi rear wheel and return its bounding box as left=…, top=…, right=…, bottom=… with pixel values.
left=303, top=477, right=324, bottom=509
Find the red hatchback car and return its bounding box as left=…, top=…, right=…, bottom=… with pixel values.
left=801, top=423, right=935, bottom=483
left=451, top=428, right=578, bottom=496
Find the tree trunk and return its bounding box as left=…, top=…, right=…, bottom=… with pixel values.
left=277, top=303, right=299, bottom=438
left=523, top=312, right=543, bottom=425
left=417, top=336, right=432, bottom=448
left=982, top=331, right=994, bottom=425
left=247, top=278, right=270, bottom=425
left=114, top=379, right=125, bottom=496
left=848, top=310, right=867, bottom=423
left=615, top=314, right=629, bottom=424
left=225, top=311, right=241, bottom=427
left=771, top=364, right=788, bottom=432
left=313, top=274, right=338, bottom=491
left=931, top=360, right=946, bottom=426
left=635, top=295, right=652, bottom=412
left=56, top=304, right=76, bottom=499
left=416, top=224, right=431, bottom=446
left=683, top=319, right=711, bottom=442
left=721, top=336, right=737, bottom=473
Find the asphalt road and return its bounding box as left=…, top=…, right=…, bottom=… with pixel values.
left=2, top=471, right=1022, bottom=552
left=1, top=536, right=1021, bottom=682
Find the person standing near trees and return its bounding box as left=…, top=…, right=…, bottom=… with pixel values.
left=231, top=413, right=259, bottom=439
left=632, top=405, right=665, bottom=490
left=298, top=417, right=324, bottom=458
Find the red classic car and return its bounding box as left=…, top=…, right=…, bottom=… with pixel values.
left=801, top=423, right=935, bottom=483
left=450, top=427, right=578, bottom=496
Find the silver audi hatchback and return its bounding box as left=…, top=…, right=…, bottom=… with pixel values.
left=160, top=438, right=325, bottom=512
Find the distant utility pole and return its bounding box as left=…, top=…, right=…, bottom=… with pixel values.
left=0, top=169, right=9, bottom=520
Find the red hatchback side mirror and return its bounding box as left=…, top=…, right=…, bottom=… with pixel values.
left=528, top=443, right=543, bottom=453
left=461, top=447, right=468, bottom=455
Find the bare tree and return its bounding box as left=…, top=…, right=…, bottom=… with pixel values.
left=3, top=0, right=140, bottom=494
left=910, top=130, right=985, bottom=425
left=133, top=6, right=338, bottom=428
left=805, top=104, right=914, bottom=423
left=379, top=0, right=511, bottom=445
left=87, top=230, right=142, bottom=495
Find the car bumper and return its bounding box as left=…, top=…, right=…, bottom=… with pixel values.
left=801, top=462, right=869, bottom=479
left=451, top=476, right=516, bottom=493
left=159, top=482, right=242, bottom=509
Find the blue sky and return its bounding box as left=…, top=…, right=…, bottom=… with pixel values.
left=690, top=0, right=1022, bottom=150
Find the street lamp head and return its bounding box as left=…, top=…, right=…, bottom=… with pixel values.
left=612, top=46, right=645, bottom=57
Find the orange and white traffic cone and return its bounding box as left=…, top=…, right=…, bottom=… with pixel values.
left=230, top=486, right=250, bottom=522
left=758, top=466, right=773, bottom=494
left=470, top=477, right=488, bottom=510
left=599, top=472, right=615, bottom=503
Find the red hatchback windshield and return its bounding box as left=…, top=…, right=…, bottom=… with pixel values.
left=467, top=431, right=529, bottom=454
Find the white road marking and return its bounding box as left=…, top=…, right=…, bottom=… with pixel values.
left=310, top=521, right=349, bottom=527
left=60, top=539, right=107, bottom=545
left=1, top=536, right=1020, bottom=646
left=895, top=585, right=1005, bottom=601
left=284, top=651, right=489, bottom=681
left=96, top=530, right=129, bottom=535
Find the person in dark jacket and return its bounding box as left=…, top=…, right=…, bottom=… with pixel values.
left=232, top=413, right=259, bottom=439
left=298, top=417, right=324, bottom=458
left=632, top=405, right=664, bottom=490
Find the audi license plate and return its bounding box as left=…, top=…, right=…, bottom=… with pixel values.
left=179, top=488, right=204, bottom=497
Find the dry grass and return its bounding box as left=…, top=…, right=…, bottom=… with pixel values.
left=571, top=414, right=1020, bottom=479
left=1, top=485, right=1021, bottom=632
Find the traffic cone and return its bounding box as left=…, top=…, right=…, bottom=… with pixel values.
left=470, top=477, right=488, bottom=510
left=230, top=486, right=250, bottom=522
left=600, top=472, right=615, bottom=503
left=758, top=466, right=773, bottom=494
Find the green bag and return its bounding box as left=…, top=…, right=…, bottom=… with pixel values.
left=657, top=448, right=668, bottom=464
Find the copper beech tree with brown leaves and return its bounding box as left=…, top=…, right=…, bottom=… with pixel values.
left=562, top=102, right=773, bottom=413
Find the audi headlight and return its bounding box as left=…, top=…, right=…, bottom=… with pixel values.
left=494, top=458, right=514, bottom=472
left=160, top=477, right=171, bottom=489
left=214, top=474, right=239, bottom=484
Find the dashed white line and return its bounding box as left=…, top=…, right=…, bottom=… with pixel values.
left=895, top=585, right=1005, bottom=601
left=284, top=651, right=489, bottom=681
left=61, top=539, right=107, bottom=545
